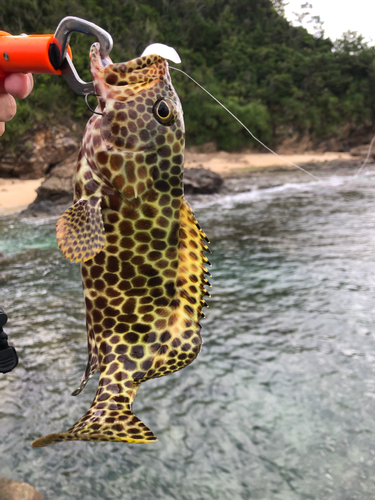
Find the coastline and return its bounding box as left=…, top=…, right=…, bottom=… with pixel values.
left=0, top=151, right=365, bottom=216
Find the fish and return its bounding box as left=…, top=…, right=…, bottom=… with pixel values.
left=31, top=42, right=211, bottom=447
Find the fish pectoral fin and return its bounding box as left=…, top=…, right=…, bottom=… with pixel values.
left=56, top=197, right=105, bottom=263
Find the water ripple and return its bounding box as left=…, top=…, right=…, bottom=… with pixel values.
left=1, top=172, right=375, bottom=498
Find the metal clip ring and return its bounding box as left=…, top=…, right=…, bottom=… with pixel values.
left=52, top=16, right=113, bottom=96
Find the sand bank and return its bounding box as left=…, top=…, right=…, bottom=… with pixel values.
left=0, top=151, right=358, bottom=215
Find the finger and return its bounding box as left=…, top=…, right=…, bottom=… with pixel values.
left=0, top=93, right=16, bottom=123
left=26, top=73, right=34, bottom=94
left=0, top=122, right=5, bottom=137
left=4, top=73, right=33, bottom=99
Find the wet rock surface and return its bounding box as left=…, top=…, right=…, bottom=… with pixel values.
left=0, top=125, right=79, bottom=180
left=184, top=166, right=223, bottom=194
left=0, top=477, right=44, bottom=500
left=22, top=152, right=77, bottom=217
left=23, top=161, right=224, bottom=216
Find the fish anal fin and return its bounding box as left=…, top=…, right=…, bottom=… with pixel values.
left=72, top=324, right=99, bottom=396
left=56, top=197, right=105, bottom=263
left=31, top=374, right=157, bottom=447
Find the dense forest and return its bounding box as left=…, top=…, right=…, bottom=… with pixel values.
left=1, top=0, right=375, bottom=151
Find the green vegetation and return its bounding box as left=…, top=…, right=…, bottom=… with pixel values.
left=2, top=0, right=375, bottom=150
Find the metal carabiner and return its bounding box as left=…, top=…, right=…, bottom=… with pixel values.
left=0, top=17, right=112, bottom=95
left=52, top=16, right=113, bottom=96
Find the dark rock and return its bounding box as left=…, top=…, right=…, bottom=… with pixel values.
left=350, top=143, right=375, bottom=159
left=0, top=477, right=44, bottom=500
left=184, top=166, right=223, bottom=194
left=188, top=142, right=217, bottom=154
left=22, top=151, right=77, bottom=217
left=0, top=125, right=79, bottom=180
left=24, top=160, right=223, bottom=217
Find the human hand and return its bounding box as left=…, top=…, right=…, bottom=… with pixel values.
left=0, top=73, right=34, bottom=136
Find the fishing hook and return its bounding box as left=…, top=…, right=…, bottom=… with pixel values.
left=85, top=94, right=103, bottom=116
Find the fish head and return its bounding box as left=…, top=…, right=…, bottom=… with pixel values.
left=87, top=43, right=185, bottom=199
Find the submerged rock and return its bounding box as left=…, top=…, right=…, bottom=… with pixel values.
left=184, top=166, right=223, bottom=194
left=0, top=477, right=44, bottom=500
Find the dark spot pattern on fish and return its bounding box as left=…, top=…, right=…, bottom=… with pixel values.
left=33, top=43, right=210, bottom=449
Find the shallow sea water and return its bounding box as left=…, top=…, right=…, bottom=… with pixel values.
left=1, top=168, right=375, bottom=499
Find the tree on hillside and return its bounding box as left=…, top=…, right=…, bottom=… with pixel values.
left=1, top=0, right=374, bottom=151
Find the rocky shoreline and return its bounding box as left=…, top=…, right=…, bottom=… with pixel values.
left=22, top=158, right=225, bottom=217
left=1, top=124, right=374, bottom=217
left=21, top=156, right=373, bottom=218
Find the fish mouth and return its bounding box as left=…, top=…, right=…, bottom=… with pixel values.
left=102, top=43, right=180, bottom=89
left=103, top=53, right=168, bottom=92
left=90, top=43, right=171, bottom=101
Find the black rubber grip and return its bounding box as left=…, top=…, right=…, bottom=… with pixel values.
left=0, top=346, right=18, bottom=374
left=0, top=308, right=7, bottom=328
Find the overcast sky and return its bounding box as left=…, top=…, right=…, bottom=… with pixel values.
left=283, top=0, right=375, bottom=45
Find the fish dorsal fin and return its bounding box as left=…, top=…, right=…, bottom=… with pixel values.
left=56, top=197, right=105, bottom=263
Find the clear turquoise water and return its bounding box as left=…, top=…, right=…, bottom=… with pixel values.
left=1, top=169, right=375, bottom=499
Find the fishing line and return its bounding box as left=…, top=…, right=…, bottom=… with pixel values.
left=353, top=133, right=375, bottom=178
left=170, top=66, right=322, bottom=182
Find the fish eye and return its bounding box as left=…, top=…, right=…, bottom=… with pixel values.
left=153, top=98, right=176, bottom=126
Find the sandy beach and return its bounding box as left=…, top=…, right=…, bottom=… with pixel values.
left=0, top=151, right=357, bottom=215
left=0, top=178, right=44, bottom=215
left=185, top=150, right=354, bottom=175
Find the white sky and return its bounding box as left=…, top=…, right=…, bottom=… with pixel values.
left=283, top=0, right=375, bottom=45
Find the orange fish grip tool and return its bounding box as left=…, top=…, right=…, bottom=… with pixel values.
left=0, top=16, right=113, bottom=96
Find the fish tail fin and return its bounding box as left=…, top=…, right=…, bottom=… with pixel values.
left=31, top=378, right=157, bottom=448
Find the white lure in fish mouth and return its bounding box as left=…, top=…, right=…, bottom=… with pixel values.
left=141, top=43, right=181, bottom=64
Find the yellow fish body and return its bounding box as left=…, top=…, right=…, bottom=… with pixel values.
left=32, top=44, right=210, bottom=447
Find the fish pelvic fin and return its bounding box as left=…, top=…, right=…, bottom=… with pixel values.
left=56, top=196, right=105, bottom=263
left=31, top=378, right=157, bottom=448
